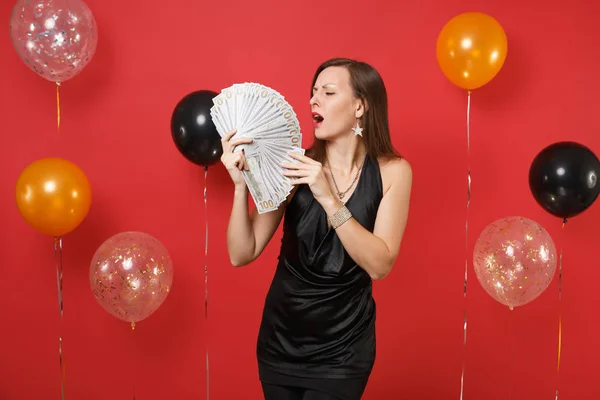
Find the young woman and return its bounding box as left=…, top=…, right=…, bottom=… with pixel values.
left=220, top=58, right=412, bottom=400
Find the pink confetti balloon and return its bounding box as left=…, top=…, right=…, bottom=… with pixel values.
left=9, top=0, right=98, bottom=83
left=90, top=232, right=174, bottom=324
left=473, top=216, right=557, bottom=309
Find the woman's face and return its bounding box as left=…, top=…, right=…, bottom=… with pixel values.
left=310, top=66, right=364, bottom=141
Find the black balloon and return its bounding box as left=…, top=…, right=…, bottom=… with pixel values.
left=171, top=90, right=222, bottom=167
left=529, top=141, right=600, bottom=219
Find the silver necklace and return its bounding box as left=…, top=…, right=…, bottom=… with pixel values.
left=326, top=157, right=365, bottom=200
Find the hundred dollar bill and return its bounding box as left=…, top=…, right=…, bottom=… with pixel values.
left=242, top=154, right=279, bottom=214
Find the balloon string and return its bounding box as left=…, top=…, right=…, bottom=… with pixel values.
left=508, top=308, right=514, bottom=400
left=131, top=322, right=136, bottom=400
left=54, top=236, right=65, bottom=400
left=204, top=165, right=210, bottom=400
left=459, top=89, right=472, bottom=400
left=555, top=218, right=567, bottom=400
left=56, top=82, right=61, bottom=132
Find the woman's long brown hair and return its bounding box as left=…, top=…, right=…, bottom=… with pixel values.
left=307, top=58, right=402, bottom=163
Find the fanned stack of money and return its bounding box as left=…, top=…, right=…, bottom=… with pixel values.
left=210, top=83, right=306, bottom=214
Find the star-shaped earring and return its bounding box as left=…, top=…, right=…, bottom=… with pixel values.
left=352, top=122, right=363, bottom=137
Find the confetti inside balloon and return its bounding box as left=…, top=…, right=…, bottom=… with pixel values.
left=90, top=232, right=174, bottom=324
left=473, top=216, right=557, bottom=309
left=9, top=0, right=98, bottom=83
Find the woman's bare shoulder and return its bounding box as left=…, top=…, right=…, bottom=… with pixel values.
left=377, top=155, right=412, bottom=195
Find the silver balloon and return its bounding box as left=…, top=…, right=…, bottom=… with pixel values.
left=9, top=0, right=98, bottom=83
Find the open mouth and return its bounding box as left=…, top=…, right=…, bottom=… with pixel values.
left=312, top=112, right=324, bottom=127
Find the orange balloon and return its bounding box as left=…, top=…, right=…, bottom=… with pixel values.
left=436, top=12, right=507, bottom=90
left=15, top=158, right=92, bottom=237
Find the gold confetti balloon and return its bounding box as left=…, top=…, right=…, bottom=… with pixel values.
left=90, top=232, right=174, bottom=325
left=473, top=216, right=557, bottom=309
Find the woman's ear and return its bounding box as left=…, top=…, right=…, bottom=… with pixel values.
left=355, top=98, right=368, bottom=119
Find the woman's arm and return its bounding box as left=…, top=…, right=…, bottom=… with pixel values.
left=321, top=158, right=412, bottom=280
left=226, top=185, right=286, bottom=267
left=282, top=153, right=412, bottom=280
left=220, top=129, right=288, bottom=267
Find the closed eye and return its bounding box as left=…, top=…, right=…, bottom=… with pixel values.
left=325, top=92, right=335, bottom=95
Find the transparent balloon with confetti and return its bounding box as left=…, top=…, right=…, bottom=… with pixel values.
left=473, top=216, right=557, bottom=310
left=90, top=232, right=174, bottom=327
left=9, top=0, right=98, bottom=83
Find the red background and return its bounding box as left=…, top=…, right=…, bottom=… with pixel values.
left=1, top=0, right=600, bottom=399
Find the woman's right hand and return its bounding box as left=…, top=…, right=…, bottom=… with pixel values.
left=220, top=129, right=254, bottom=188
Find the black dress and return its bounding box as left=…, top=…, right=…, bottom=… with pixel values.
left=257, top=154, right=383, bottom=399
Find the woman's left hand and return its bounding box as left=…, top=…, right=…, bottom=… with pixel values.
left=282, top=152, right=335, bottom=205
